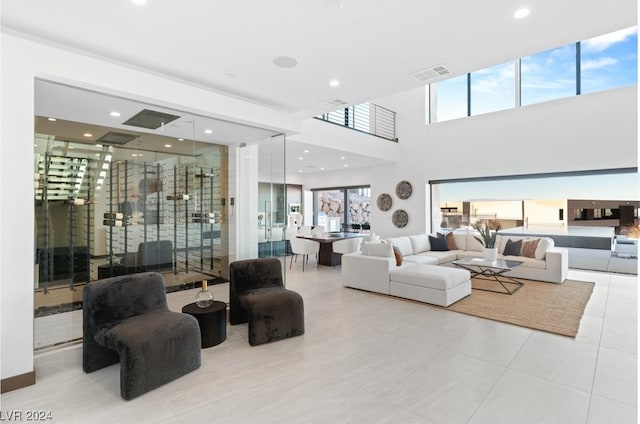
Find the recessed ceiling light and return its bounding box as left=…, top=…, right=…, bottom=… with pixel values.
left=109, top=111, right=121, bottom=117
left=298, top=156, right=304, bottom=160
left=273, top=56, right=298, bottom=69
left=344, top=164, right=348, bottom=167
left=320, top=167, right=325, bottom=171
left=178, top=138, right=184, bottom=141
left=340, top=156, right=346, bottom=160
left=83, top=133, right=93, bottom=137
left=34, top=144, right=38, bottom=147
left=329, top=79, right=340, bottom=87
left=298, top=170, right=303, bottom=173
left=304, top=149, right=309, bottom=153
left=47, top=117, right=56, bottom=122
left=514, top=7, right=530, bottom=19
left=204, top=129, right=213, bottom=134
left=164, top=144, right=172, bottom=148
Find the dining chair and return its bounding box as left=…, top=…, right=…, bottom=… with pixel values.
left=332, top=237, right=362, bottom=266
left=289, top=236, right=320, bottom=271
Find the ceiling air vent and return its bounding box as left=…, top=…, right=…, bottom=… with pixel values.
left=411, top=65, right=451, bottom=83
left=96, top=132, right=139, bottom=145
left=319, top=98, right=349, bottom=110
left=123, top=109, right=180, bottom=130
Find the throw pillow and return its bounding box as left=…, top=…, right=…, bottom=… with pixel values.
left=428, top=235, right=449, bottom=251
left=521, top=239, right=540, bottom=258
left=503, top=238, right=523, bottom=256
left=392, top=246, right=403, bottom=266
left=437, top=232, right=458, bottom=249
left=534, top=238, right=554, bottom=260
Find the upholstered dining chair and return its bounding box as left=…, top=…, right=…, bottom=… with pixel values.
left=82, top=272, right=201, bottom=400
left=331, top=237, right=362, bottom=266
left=289, top=236, right=320, bottom=271
left=229, top=258, right=305, bottom=346
left=310, top=225, right=326, bottom=235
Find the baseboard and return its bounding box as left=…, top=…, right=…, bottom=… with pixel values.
left=1, top=371, right=36, bottom=393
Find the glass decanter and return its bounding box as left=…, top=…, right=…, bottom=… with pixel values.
left=196, top=280, right=214, bottom=308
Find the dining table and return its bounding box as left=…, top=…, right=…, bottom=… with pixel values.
left=296, top=232, right=367, bottom=266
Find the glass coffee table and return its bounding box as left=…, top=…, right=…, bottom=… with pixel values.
left=453, top=258, right=524, bottom=295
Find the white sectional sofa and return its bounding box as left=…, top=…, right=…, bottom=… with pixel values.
left=342, top=232, right=569, bottom=306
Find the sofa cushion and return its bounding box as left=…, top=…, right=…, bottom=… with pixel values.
left=403, top=254, right=439, bottom=265
left=364, top=242, right=394, bottom=258
left=409, top=234, right=430, bottom=254
left=452, top=233, right=467, bottom=251
left=421, top=250, right=458, bottom=264
left=428, top=235, right=449, bottom=251
left=465, top=234, right=484, bottom=252
left=503, top=239, right=523, bottom=256
left=521, top=239, right=540, bottom=258
left=386, top=236, right=413, bottom=257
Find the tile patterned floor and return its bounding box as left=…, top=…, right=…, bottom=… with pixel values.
left=3, top=263, right=638, bottom=424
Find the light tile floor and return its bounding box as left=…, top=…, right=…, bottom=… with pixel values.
left=2, top=264, right=637, bottom=424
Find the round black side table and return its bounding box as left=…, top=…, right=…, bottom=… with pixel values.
left=182, top=301, right=227, bottom=348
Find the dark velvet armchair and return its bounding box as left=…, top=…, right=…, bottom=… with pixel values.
left=229, top=258, right=304, bottom=346
left=82, top=272, right=201, bottom=400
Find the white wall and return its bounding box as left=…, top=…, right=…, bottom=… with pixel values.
left=0, top=34, right=298, bottom=382
left=425, top=85, right=637, bottom=180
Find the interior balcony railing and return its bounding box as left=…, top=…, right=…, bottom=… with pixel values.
left=316, top=102, right=397, bottom=142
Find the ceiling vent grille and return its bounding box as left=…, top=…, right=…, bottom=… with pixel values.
left=96, top=132, right=139, bottom=145
left=411, top=65, right=451, bottom=83
left=123, top=109, right=180, bottom=130
left=319, top=98, right=349, bottom=110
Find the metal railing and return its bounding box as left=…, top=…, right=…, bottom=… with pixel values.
left=316, top=102, right=397, bottom=142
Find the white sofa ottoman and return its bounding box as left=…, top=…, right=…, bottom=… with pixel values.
left=389, top=265, right=471, bottom=307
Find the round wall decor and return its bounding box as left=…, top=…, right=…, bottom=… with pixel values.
left=376, top=193, right=393, bottom=211
left=392, top=209, right=409, bottom=228
left=395, top=180, right=412, bottom=199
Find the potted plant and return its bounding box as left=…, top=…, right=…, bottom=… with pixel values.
left=473, top=221, right=501, bottom=261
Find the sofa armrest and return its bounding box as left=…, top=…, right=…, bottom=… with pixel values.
left=342, top=252, right=394, bottom=294
left=544, top=247, right=569, bottom=283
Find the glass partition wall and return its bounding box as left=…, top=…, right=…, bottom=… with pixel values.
left=33, top=81, right=285, bottom=349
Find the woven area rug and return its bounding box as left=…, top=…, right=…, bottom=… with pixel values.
left=445, top=278, right=595, bottom=337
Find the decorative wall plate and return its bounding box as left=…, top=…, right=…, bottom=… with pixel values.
left=395, top=180, right=412, bottom=199
left=392, top=209, right=409, bottom=228
left=376, top=193, right=393, bottom=211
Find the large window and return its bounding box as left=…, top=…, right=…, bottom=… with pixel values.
left=432, top=170, right=638, bottom=232
left=581, top=27, right=638, bottom=94
left=471, top=61, right=516, bottom=115
left=431, top=74, right=468, bottom=122
left=521, top=44, right=577, bottom=106
left=430, top=26, right=637, bottom=123
left=313, top=186, right=371, bottom=231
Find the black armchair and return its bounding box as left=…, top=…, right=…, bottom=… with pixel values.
left=229, top=258, right=304, bottom=346
left=82, top=272, right=201, bottom=400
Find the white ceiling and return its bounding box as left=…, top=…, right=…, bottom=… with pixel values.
left=3, top=0, right=637, bottom=175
